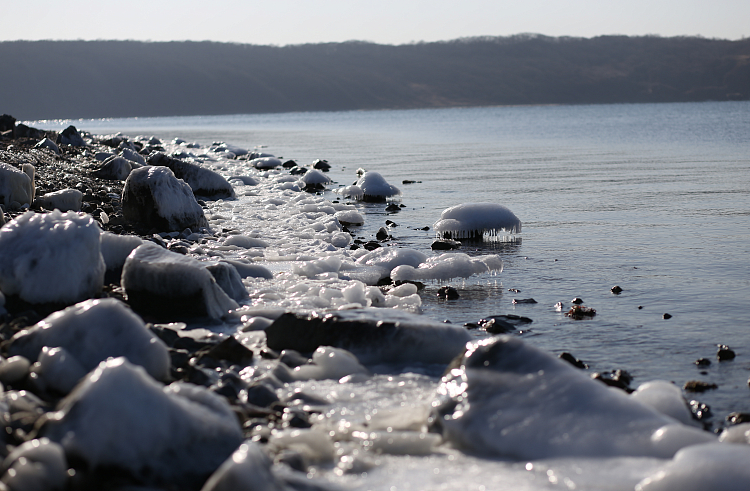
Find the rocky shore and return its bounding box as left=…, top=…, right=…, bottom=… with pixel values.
left=0, top=114, right=748, bottom=491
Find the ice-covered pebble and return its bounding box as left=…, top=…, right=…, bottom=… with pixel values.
left=200, top=442, right=283, bottom=491
left=1, top=438, right=68, bottom=491
left=0, top=163, right=34, bottom=208
left=31, top=346, right=87, bottom=394
left=355, top=172, right=400, bottom=201
left=34, top=188, right=83, bottom=212
left=290, top=346, right=369, bottom=381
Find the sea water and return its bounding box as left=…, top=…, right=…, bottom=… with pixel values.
left=34, top=101, right=750, bottom=489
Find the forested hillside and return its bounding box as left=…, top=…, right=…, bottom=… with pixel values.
left=1, top=35, right=748, bottom=120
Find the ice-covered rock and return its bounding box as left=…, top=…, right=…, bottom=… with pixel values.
left=122, top=166, right=209, bottom=232
left=635, top=443, right=750, bottom=490
left=0, top=162, right=34, bottom=209
left=719, top=423, right=750, bottom=444
left=100, top=232, right=143, bottom=272
left=34, top=138, right=59, bottom=154
left=122, top=243, right=239, bottom=320
left=265, top=309, right=472, bottom=365
left=30, top=346, right=87, bottom=394
left=221, top=259, right=273, bottom=280
left=200, top=442, right=283, bottom=491
left=429, top=336, right=715, bottom=460
left=57, top=125, right=86, bottom=147
left=119, top=147, right=146, bottom=165
left=92, top=156, right=133, bottom=180
left=228, top=175, right=259, bottom=186
left=223, top=235, right=268, bottom=248
left=300, top=169, right=332, bottom=190
left=336, top=184, right=364, bottom=200
left=206, top=261, right=249, bottom=302
left=285, top=346, right=369, bottom=381
left=630, top=380, right=697, bottom=426
left=391, top=253, right=502, bottom=282
left=0, top=210, right=104, bottom=304
left=250, top=157, right=282, bottom=169
left=434, top=202, right=522, bottom=240
left=9, top=298, right=170, bottom=384
left=149, top=153, right=234, bottom=199
left=1, top=438, right=68, bottom=491
left=34, top=188, right=82, bottom=212
left=43, top=358, right=243, bottom=487
left=334, top=209, right=364, bottom=226
left=355, top=171, right=400, bottom=202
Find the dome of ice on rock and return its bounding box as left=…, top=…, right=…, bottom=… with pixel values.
left=434, top=202, right=521, bottom=240
left=0, top=210, right=104, bottom=304
left=354, top=172, right=400, bottom=202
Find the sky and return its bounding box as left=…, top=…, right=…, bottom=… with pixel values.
left=2, top=0, right=747, bottom=45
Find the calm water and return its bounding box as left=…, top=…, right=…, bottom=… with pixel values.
left=37, top=101, right=750, bottom=420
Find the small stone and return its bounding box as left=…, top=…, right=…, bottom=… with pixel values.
left=688, top=400, right=711, bottom=421
left=512, top=298, right=537, bottom=304
left=726, top=412, right=750, bottom=425
left=437, top=286, right=459, bottom=300
left=375, top=227, right=389, bottom=241
left=565, top=305, right=596, bottom=319
left=695, top=358, right=711, bottom=367
left=683, top=380, right=718, bottom=392
left=717, top=344, right=736, bottom=361
left=610, top=285, right=623, bottom=294
left=662, top=313, right=672, bottom=319
left=571, top=297, right=584, bottom=305
left=559, top=352, right=587, bottom=369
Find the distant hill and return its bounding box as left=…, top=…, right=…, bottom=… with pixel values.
left=1, top=35, right=749, bottom=120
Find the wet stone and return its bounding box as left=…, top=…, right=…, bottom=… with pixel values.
left=591, top=369, right=633, bottom=392
left=436, top=286, right=459, bottom=300
left=689, top=399, right=712, bottom=421
left=559, top=352, right=588, bottom=369
left=610, top=285, right=623, bottom=294
left=695, top=357, right=712, bottom=367
left=717, top=344, right=736, bottom=361
left=662, top=313, right=672, bottom=319
left=726, top=412, right=750, bottom=425
left=683, top=380, right=718, bottom=392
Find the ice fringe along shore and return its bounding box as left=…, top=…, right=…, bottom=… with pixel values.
left=0, top=119, right=747, bottom=491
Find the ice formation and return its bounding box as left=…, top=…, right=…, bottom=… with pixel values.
left=34, top=188, right=83, bottom=212
left=0, top=162, right=34, bottom=208
left=354, top=171, right=400, bottom=201
left=44, top=358, right=243, bottom=486
left=1, top=438, right=68, bottom=491
left=299, top=169, right=332, bottom=189
left=9, top=298, right=170, bottom=383
left=391, top=252, right=503, bottom=282
left=200, top=442, right=283, bottom=491
left=99, top=232, right=144, bottom=272
left=430, top=336, right=715, bottom=460
left=0, top=210, right=105, bottom=304
left=121, top=242, right=239, bottom=319
left=434, top=202, right=522, bottom=240
left=250, top=157, right=282, bottom=169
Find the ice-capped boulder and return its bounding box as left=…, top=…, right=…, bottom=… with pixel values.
left=0, top=162, right=34, bottom=208
left=8, top=298, right=170, bottom=384
left=1, top=438, right=68, bottom=491
left=300, top=169, right=331, bottom=191
left=206, top=261, right=248, bottom=302
left=34, top=188, right=82, bottom=212
left=122, top=166, right=209, bottom=232
left=429, top=336, right=715, bottom=460
left=434, top=202, right=522, bottom=240
left=100, top=232, right=143, bottom=272
left=122, top=243, right=239, bottom=320
left=635, top=443, right=750, bottom=491
left=43, top=358, right=243, bottom=487
left=355, top=171, right=400, bottom=202
left=334, top=209, right=364, bottom=226
left=57, top=125, right=86, bottom=147
left=0, top=210, right=104, bottom=304
left=148, top=153, right=234, bottom=199
left=391, top=252, right=502, bottom=282
left=265, top=309, right=471, bottom=365
left=200, top=442, right=283, bottom=491
left=119, top=147, right=146, bottom=166
left=250, top=157, right=282, bottom=170
left=92, top=156, right=133, bottom=180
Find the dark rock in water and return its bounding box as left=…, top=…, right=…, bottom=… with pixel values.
left=591, top=369, right=633, bottom=392
left=385, top=219, right=398, bottom=227
left=197, top=335, right=254, bottom=366
left=402, top=180, right=421, bottom=184
left=431, top=239, right=460, bottom=250
left=206, top=261, right=248, bottom=302
left=610, top=285, right=623, bottom=294
left=683, top=380, right=718, bottom=392
left=566, top=305, right=596, bottom=319
left=57, top=125, right=86, bottom=147
left=482, top=318, right=514, bottom=334
left=282, top=160, right=297, bottom=168
left=695, top=357, right=712, bottom=367
left=662, top=313, right=672, bottom=319
left=312, top=159, right=331, bottom=171
left=376, top=227, right=389, bottom=241
left=717, top=344, right=736, bottom=361
left=385, top=203, right=400, bottom=212
left=437, top=286, right=459, bottom=300
left=364, top=241, right=381, bottom=251
left=571, top=297, right=584, bottom=305
left=148, top=152, right=234, bottom=199
left=512, top=298, right=538, bottom=304
left=418, top=226, right=430, bottom=231
left=122, top=166, right=209, bottom=232
left=289, top=166, right=307, bottom=175
left=726, top=412, right=750, bottom=425
left=265, top=310, right=471, bottom=365
left=688, top=399, right=711, bottom=421
left=559, top=352, right=588, bottom=369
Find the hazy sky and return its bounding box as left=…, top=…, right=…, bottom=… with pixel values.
left=3, top=0, right=747, bottom=45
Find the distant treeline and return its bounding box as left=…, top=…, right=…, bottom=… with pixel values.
left=1, top=35, right=749, bottom=120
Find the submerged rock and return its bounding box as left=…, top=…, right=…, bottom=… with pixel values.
left=122, top=166, right=209, bottom=232
left=265, top=309, right=471, bottom=365
left=121, top=242, right=239, bottom=320
left=43, top=357, right=243, bottom=488
left=0, top=210, right=104, bottom=305
left=429, top=336, right=714, bottom=460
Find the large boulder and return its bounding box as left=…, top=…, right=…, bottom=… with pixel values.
left=43, top=357, right=243, bottom=488
left=122, top=166, right=208, bottom=232
left=265, top=309, right=471, bottom=365
left=149, top=153, right=234, bottom=199
left=57, top=125, right=86, bottom=147
left=92, top=156, right=133, bottom=180
left=121, top=243, right=239, bottom=320
left=8, top=298, right=170, bottom=385
left=0, top=210, right=104, bottom=305
left=429, top=336, right=715, bottom=460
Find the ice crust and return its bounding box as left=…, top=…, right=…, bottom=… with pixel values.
left=44, top=358, right=243, bottom=485
left=0, top=210, right=105, bottom=304
left=434, top=202, right=522, bottom=238
left=9, top=298, right=170, bottom=383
